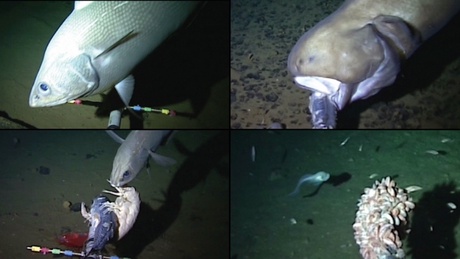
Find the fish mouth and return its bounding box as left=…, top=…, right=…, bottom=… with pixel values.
left=108, top=179, right=120, bottom=188
left=28, top=81, right=87, bottom=107
left=29, top=93, right=69, bottom=107
left=293, top=76, right=341, bottom=95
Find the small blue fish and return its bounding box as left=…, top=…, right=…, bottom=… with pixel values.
left=289, top=171, right=330, bottom=196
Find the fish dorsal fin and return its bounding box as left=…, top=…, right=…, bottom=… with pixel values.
left=94, top=30, right=138, bottom=59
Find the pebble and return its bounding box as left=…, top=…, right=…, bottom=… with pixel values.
left=70, top=202, right=82, bottom=212
left=62, top=201, right=72, bottom=209
left=37, top=166, right=50, bottom=175
left=447, top=202, right=456, bottom=210
left=246, top=73, right=260, bottom=80
left=231, top=88, right=237, bottom=103
left=265, top=92, right=278, bottom=102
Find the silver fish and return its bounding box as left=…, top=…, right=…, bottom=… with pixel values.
left=29, top=1, right=200, bottom=107
left=108, top=130, right=176, bottom=187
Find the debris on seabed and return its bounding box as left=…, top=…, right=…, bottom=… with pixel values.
left=369, top=173, right=378, bottom=179
left=447, top=202, right=456, bottom=210
left=340, top=137, right=350, bottom=146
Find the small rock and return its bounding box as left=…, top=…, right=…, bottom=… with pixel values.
left=265, top=92, right=278, bottom=102
left=62, top=201, right=72, bottom=210
left=70, top=202, right=82, bottom=212
left=37, top=166, right=50, bottom=175
left=231, top=88, right=237, bottom=103
left=246, top=73, right=260, bottom=80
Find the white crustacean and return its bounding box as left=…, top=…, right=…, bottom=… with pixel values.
left=102, top=186, right=140, bottom=240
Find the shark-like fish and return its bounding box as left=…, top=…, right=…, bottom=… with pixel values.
left=107, top=130, right=176, bottom=187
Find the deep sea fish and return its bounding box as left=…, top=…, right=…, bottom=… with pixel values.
left=289, top=171, right=330, bottom=196
left=29, top=1, right=200, bottom=107
left=80, top=196, right=117, bottom=256
left=107, top=130, right=176, bottom=187
left=288, top=0, right=460, bottom=128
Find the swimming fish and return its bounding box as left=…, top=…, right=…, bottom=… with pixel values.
left=288, top=171, right=330, bottom=196
left=107, top=130, right=176, bottom=187
left=29, top=1, right=200, bottom=107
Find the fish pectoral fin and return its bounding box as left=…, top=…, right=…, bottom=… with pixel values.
left=94, top=30, right=138, bottom=59
left=114, top=74, right=135, bottom=106
left=148, top=151, right=176, bottom=167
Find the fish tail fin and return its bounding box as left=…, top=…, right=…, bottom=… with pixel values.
left=288, top=188, right=300, bottom=197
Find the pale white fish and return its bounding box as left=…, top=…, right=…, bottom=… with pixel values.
left=251, top=145, right=256, bottom=162
left=288, top=171, right=330, bottom=196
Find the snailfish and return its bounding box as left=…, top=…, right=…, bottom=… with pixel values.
left=288, top=171, right=330, bottom=196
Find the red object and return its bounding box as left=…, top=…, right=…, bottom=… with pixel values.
left=74, top=99, right=82, bottom=105
left=58, top=232, right=88, bottom=248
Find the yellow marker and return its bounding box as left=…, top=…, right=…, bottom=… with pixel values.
left=29, top=246, right=41, bottom=252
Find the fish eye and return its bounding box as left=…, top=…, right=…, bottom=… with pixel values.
left=39, top=83, right=48, bottom=91
left=122, top=171, right=130, bottom=178
left=39, top=82, right=51, bottom=95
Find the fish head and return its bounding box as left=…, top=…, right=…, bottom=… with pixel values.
left=110, top=145, right=148, bottom=187
left=29, top=53, right=99, bottom=107
left=109, top=160, right=146, bottom=187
